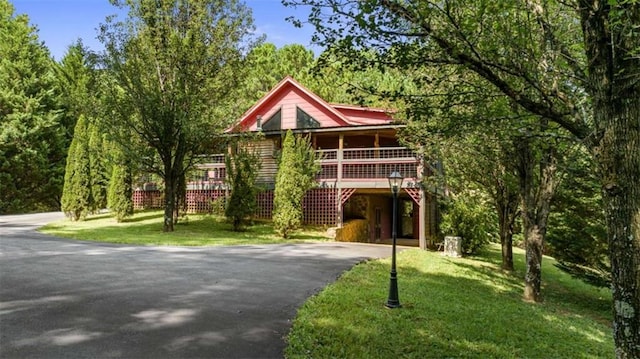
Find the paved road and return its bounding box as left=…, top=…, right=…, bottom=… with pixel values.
left=0, top=213, right=397, bottom=358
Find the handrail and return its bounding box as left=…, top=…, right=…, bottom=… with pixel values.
left=316, top=147, right=417, bottom=162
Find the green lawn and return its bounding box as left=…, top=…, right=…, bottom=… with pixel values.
left=286, top=245, right=614, bottom=358
left=39, top=210, right=330, bottom=246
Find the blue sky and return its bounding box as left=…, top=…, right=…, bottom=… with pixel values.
left=12, top=0, right=319, bottom=60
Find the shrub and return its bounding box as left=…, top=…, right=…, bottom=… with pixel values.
left=61, top=115, right=93, bottom=221
left=273, top=130, right=319, bottom=238
left=440, top=192, right=496, bottom=255
left=209, top=196, right=226, bottom=216
left=225, top=144, right=261, bottom=231
left=107, top=154, right=133, bottom=222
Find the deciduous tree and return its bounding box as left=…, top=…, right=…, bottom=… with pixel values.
left=99, top=0, right=258, bottom=231
left=286, top=0, right=639, bottom=355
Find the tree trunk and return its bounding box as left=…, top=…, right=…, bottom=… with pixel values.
left=498, top=210, right=515, bottom=271
left=495, top=180, right=518, bottom=271
left=522, top=221, right=544, bottom=301
left=517, top=136, right=557, bottom=302
left=163, top=160, right=175, bottom=232
left=597, top=84, right=640, bottom=359
left=173, top=171, right=186, bottom=224
left=580, top=2, right=640, bottom=354
left=501, top=236, right=514, bottom=271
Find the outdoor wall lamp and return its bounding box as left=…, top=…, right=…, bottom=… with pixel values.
left=386, top=171, right=403, bottom=308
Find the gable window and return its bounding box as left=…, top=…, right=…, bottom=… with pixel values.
left=262, top=108, right=281, bottom=131
left=296, top=107, right=320, bottom=129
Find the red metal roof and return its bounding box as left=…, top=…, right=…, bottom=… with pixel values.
left=228, top=77, right=395, bottom=132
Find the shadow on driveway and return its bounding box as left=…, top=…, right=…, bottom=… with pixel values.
left=0, top=213, right=399, bottom=358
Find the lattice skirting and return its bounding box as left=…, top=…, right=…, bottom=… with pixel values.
left=303, top=188, right=338, bottom=226
left=185, top=189, right=227, bottom=213
left=254, top=190, right=274, bottom=220
left=132, top=190, right=163, bottom=210
left=253, top=188, right=338, bottom=225
left=132, top=188, right=340, bottom=226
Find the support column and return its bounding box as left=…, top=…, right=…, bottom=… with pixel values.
left=418, top=188, right=427, bottom=249
left=336, top=134, right=344, bottom=227
left=417, top=155, right=427, bottom=249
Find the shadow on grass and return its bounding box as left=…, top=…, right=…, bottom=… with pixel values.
left=43, top=212, right=327, bottom=245
left=287, top=256, right=614, bottom=359
left=289, top=233, right=329, bottom=241
left=447, top=247, right=611, bottom=322
left=122, top=211, right=165, bottom=223
left=81, top=213, right=113, bottom=221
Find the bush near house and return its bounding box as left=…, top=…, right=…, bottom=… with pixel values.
left=440, top=192, right=497, bottom=255
left=335, top=219, right=368, bottom=242
left=273, top=130, right=319, bottom=238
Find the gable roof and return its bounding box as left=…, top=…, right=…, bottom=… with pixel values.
left=229, top=76, right=359, bottom=132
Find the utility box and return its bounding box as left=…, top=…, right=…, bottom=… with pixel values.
left=444, top=236, right=462, bottom=257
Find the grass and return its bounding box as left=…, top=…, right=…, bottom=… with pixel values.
left=285, top=244, right=614, bottom=358
left=39, top=210, right=330, bottom=246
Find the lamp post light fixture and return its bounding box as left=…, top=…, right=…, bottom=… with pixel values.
left=386, top=171, right=404, bottom=308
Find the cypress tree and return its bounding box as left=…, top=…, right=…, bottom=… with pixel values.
left=225, top=144, right=261, bottom=231
left=89, top=123, right=109, bottom=212
left=1, top=1, right=66, bottom=213
left=272, top=130, right=319, bottom=238
left=61, top=115, right=93, bottom=221
left=107, top=146, right=133, bottom=222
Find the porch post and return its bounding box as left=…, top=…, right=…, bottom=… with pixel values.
left=336, top=134, right=344, bottom=227
left=417, top=155, right=427, bottom=249
left=418, top=188, right=427, bottom=249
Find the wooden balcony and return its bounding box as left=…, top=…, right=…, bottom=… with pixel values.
left=316, top=147, right=421, bottom=189
left=193, top=146, right=422, bottom=189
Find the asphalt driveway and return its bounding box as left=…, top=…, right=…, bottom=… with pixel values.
left=0, top=213, right=396, bottom=358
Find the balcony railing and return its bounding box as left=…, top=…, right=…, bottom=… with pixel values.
left=316, top=147, right=419, bottom=180
left=192, top=146, right=420, bottom=184
left=197, top=154, right=225, bottom=165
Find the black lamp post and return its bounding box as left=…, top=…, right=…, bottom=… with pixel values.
left=385, top=171, right=404, bottom=309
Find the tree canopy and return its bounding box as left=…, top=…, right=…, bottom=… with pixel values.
left=286, top=0, right=640, bottom=356
left=99, top=0, right=259, bottom=231
left=0, top=0, right=65, bottom=213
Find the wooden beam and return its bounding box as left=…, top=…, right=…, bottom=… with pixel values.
left=336, top=134, right=344, bottom=227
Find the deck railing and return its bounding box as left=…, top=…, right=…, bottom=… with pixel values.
left=192, top=146, right=420, bottom=183
left=317, top=147, right=419, bottom=180
left=197, top=154, right=225, bottom=164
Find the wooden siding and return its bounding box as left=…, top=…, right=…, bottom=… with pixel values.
left=242, top=85, right=348, bottom=131
left=244, top=139, right=278, bottom=183
left=277, top=87, right=346, bottom=130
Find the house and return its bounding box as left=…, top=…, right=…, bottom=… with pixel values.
left=133, top=77, right=439, bottom=249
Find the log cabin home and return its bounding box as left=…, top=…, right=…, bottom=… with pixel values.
left=133, top=77, right=439, bottom=249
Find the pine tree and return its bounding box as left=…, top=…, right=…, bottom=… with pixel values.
left=225, top=144, right=261, bottom=231
left=107, top=145, right=133, bottom=222
left=273, top=130, right=319, bottom=238
left=61, top=115, right=93, bottom=221
left=0, top=1, right=66, bottom=213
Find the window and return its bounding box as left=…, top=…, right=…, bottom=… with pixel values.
left=296, top=107, right=320, bottom=129
left=262, top=108, right=281, bottom=131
